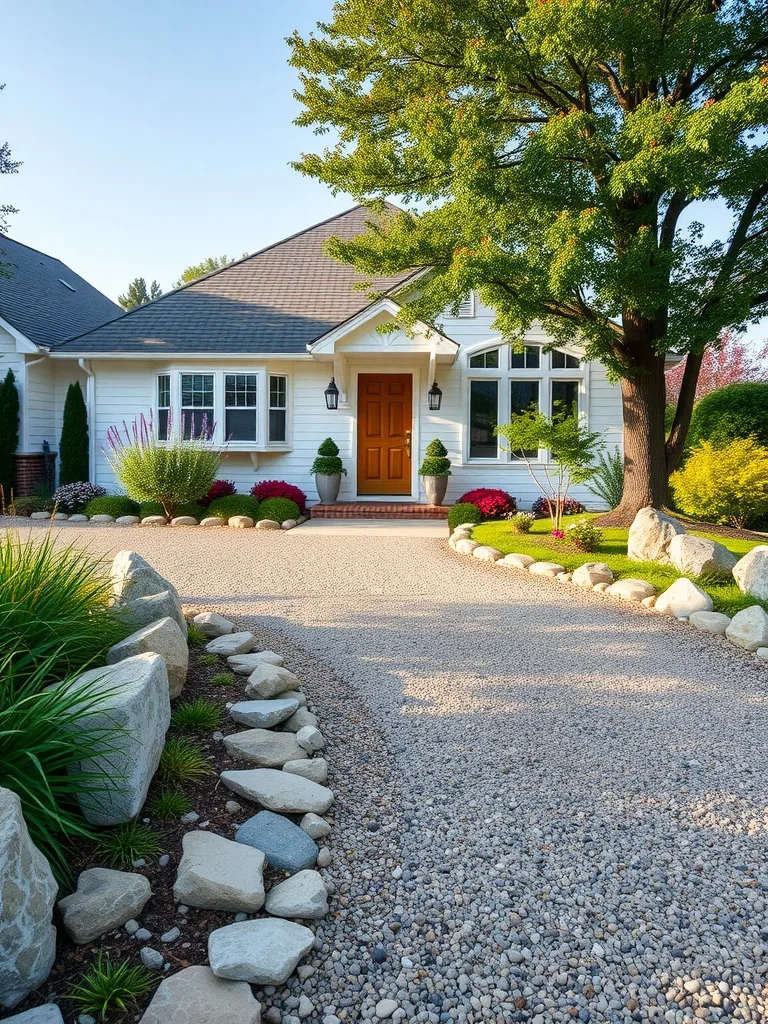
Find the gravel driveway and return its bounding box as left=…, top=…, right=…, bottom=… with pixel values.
left=15, top=522, right=768, bottom=1023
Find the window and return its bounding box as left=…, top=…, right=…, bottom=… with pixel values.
left=456, top=292, right=475, bottom=318
left=509, top=380, right=540, bottom=458
left=269, top=375, right=287, bottom=443
left=157, top=374, right=170, bottom=441
left=552, top=349, right=580, bottom=369
left=510, top=345, right=541, bottom=369
left=469, top=380, right=498, bottom=458
left=469, top=348, right=499, bottom=369
left=552, top=380, right=579, bottom=419
left=225, top=374, right=258, bottom=441
left=181, top=373, right=214, bottom=439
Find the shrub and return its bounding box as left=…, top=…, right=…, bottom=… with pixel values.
left=207, top=494, right=261, bottom=520
left=687, top=381, right=768, bottom=450
left=9, top=494, right=46, bottom=517
left=310, top=437, right=346, bottom=476
left=565, top=517, right=604, bottom=552
left=251, top=479, right=308, bottom=512
left=158, top=737, right=212, bottom=783
left=186, top=624, right=207, bottom=646
left=173, top=502, right=206, bottom=522
left=257, top=497, right=300, bottom=524
left=171, top=697, right=223, bottom=730
left=95, top=821, right=162, bottom=868
left=59, top=381, right=89, bottom=485
left=0, top=368, right=19, bottom=501
left=419, top=438, right=451, bottom=476
left=670, top=437, right=768, bottom=528
left=531, top=495, right=586, bottom=517
left=69, top=954, right=155, bottom=1018
left=458, top=488, right=516, bottom=519
left=0, top=532, right=128, bottom=687
left=199, top=479, right=237, bottom=506
left=138, top=500, right=165, bottom=518
left=104, top=413, right=221, bottom=519
left=448, top=502, right=482, bottom=530
left=209, top=671, right=235, bottom=686
left=586, top=448, right=624, bottom=509
left=508, top=511, right=535, bottom=533
left=149, top=789, right=191, bottom=820
left=83, top=495, right=140, bottom=518
left=52, top=482, right=107, bottom=514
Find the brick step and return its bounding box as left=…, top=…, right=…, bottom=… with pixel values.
left=310, top=502, right=449, bottom=520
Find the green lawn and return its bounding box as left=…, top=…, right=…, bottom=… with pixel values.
left=472, top=514, right=765, bottom=617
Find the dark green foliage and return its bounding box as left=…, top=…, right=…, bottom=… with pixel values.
left=138, top=500, right=165, bottom=518
left=94, top=821, right=161, bottom=868
left=0, top=368, right=19, bottom=500
left=118, top=277, right=162, bottom=310
left=69, top=953, right=155, bottom=1018
left=687, top=382, right=768, bottom=450
left=84, top=495, right=140, bottom=518
left=257, top=497, right=300, bottom=524
left=173, top=502, right=206, bottom=521
left=149, top=789, right=191, bottom=819
left=310, top=437, right=346, bottom=476
left=586, top=448, right=624, bottom=510
left=197, top=652, right=219, bottom=666
left=59, top=381, right=89, bottom=486
left=171, top=697, right=223, bottom=730
left=419, top=437, right=451, bottom=476
left=209, top=671, right=235, bottom=686
left=207, top=494, right=261, bottom=520
left=158, top=737, right=212, bottom=783
left=448, top=503, right=482, bottom=530
left=186, top=624, right=207, bottom=646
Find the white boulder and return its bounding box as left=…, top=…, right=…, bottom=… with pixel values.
left=220, top=768, right=334, bottom=814
left=223, top=729, right=308, bottom=767
left=528, top=561, right=565, bottom=577
left=59, top=654, right=171, bottom=825
left=229, top=698, right=300, bottom=729
left=205, top=632, right=256, bottom=657
left=111, top=551, right=179, bottom=607
left=119, top=590, right=186, bottom=634
left=229, top=516, right=254, bottom=529
left=170, top=516, right=198, bottom=527
left=228, top=651, right=285, bottom=672
left=256, top=519, right=280, bottom=530
left=472, top=546, right=503, bottom=562
left=0, top=789, right=58, bottom=1009
left=296, top=726, right=324, bottom=753
left=668, top=535, right=737, bottom=579
left=193, top=612, right=236, bottom=637
left=106, top=616, right=188, bottom=699
left=174, top=831, right=265, bottom=912
left=208, top=919, right=315, bottom=985
left=115, top=515, right=140, bottom=525
left=725, top=606, right=768, bottom=651
left=572, top=562, right=613, bottom=588
left=138, top=965, right=261, bottom=1024
left=732, top=546, right=768, bottom=600
left=283, top=758, right=328, bottom=784
left=689, top=611, right=732, bottom=635
left=141, top=515, right=167, bottom=526
left=264, top=870, right=328, bottom=920
left=58, top=867, right=151, bottom=944
left=245, top=664, right=300, bottom=699
left=606, top=578, right=656, bottom=602
left=454, top=539, right=480, bottom=555
left=499, top=553, right=536, bottom=570
left=627, top=507, right=685, bottom=564
left=199, top=517, right=225, bottom=528
left=300, top=813, right=331, bottom=840
left=655, top=578, right=713, bottom=618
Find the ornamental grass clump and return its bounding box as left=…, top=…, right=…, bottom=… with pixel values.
left=69, top=953, right=155, bottom=1019
left=104, top=412, right=221, bottom=520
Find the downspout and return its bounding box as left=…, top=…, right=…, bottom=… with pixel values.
left=23, top=352, right=48, bottom=451
left=78, top=359, right=96, bottom=483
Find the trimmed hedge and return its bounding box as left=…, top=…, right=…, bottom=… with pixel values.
left=84, top=496, right=140, bottom=518
left=207, top=495, right=261, bottom=520
left=448, top=502, right=482, bottom=531
left=687, top=381, right=768, bottom=450
left=257, top=497, right=300, bottom=524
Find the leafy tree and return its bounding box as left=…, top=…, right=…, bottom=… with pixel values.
left=0, top=368, right=19, bottom=500
left=497, top=411, right=602, bottom=529
left=118, top=277, right=162, bottom=310
left=289, top=1, right=768, bottom=522
left=59, top=381, right=89, bottom=484
left=173, top=253, right=247, bottom=288
left=687, top=379, right=768, bottom=448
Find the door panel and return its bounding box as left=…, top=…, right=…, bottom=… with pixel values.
left=358, top=373, right=412, bottom=495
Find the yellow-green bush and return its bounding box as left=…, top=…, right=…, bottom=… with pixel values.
left=670, top=438, right=768, bottom=529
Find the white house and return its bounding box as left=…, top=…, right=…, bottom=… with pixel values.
left=4, top=207, right=625, bottom=509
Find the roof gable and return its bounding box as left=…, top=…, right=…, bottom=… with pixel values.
left=54, top=206, right=423, bottom=356
left=0, top=236, right=122, bottom=348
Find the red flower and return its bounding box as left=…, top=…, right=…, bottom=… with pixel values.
left=457, top=488, right=517, bottom=519
left=250, top=480, right=308, bottom=513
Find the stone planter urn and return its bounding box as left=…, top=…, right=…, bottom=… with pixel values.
left=315, top=473, right=342, bottom=504
left=423, top=474, right=448, bottom=506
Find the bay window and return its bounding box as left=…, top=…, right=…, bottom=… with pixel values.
left=225, top=374, right=258, bottom=441
left=181, top=373, right=214, bottom=439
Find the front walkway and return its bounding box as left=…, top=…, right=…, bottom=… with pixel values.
left=30, top=523, right=768, bottom=1022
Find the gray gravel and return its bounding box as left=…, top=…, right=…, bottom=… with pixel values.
left=15, top=523, right=768, bottom=1023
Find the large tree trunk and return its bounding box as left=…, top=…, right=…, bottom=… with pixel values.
left=665, top=351, right=702, bottom=475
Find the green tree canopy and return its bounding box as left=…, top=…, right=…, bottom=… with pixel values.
left=118, top=277, right=162, bottom=310
left=289, top=0, right=768, bottom=521
left=59, top=381, right=89, bottom=485
left=173, top=253, right=248, bottom=288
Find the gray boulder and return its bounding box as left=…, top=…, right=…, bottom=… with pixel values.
left=138, top=965, right=261, bottom=1024
left=228, top=651, right=285, bottom=673
left=296, top=726, right=324, bottom=753
left=0, top=788, right=57, bottom=1009
left=283, top=758, right=328, bottom=785
left=111, top=551, right=184, bottom=630
left=236, top=811, right=318, bottom=873
left=264, top=870, right=328, bottom=920
left=223, top=729, right=308, bottom=767
left=221, top=768, right=334, bottom=814
left=655, top=578, right=713, bottom=618
left=119, top=590, right=186, bottom=635
left=668, top=534, right=737, bottom=579
left=193, top=612, right=236, bottom=637
left=58, top=867, right=151, bottom=944
left=627, top=507, right=685, bottom=564
left=106, top=616, right=188, bottom=699
left=725, top=605, right=768, bottom=651
left=245, top=664, right=300, bottom=699
left=732, top=545, right=768, bottom=600
left=173, top=831, right=265, bottom=912
left=205, top=632, right=257, bottom=657
left=300, top=813, right=331, bottom=840
left=58, top=654, right=171, bottom=825
left=208, top=919, right=315, bottom=985
left=229, top=699, right=300, bottom=729
left=282, top=708, right=319, bottom=733
left=3, top=1007, right=64, bottom=1024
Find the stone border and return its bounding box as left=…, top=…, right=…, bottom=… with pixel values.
left=447, top=523, right=768, bottom=665
left=22, top=512, right=309, bottom=530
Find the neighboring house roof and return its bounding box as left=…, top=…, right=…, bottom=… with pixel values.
left=54, top=205, right=425, bottom=356
left=0, top=234, right=122, bottom=348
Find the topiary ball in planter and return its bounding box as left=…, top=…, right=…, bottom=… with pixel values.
left=257, top=497, right=300, bottom=524
left=448, top=502, right=482, bottom=531
left=310, top=437, right=346, bottom=504
left=419, top=438, right=451, bottom=505
left=207, top=495, right=261, bottom=521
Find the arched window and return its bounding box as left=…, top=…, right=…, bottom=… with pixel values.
left=465, top=342, right=586, bottom=462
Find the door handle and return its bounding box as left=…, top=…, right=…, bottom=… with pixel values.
left=405, top=430, right=411, bottom=457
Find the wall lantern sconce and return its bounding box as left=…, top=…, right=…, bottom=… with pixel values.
left=427, top=381, right=443, bottom=411
left=324, top=377, right=340, bottom=410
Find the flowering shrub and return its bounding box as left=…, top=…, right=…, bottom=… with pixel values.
left=551, top=528, right=566, bottom=540
left=531, top=496, right=586, bottom=518
left=52, top=482, right=106, bottom=514
left=507, top=511, right=535, bottom=533
left=199, top=480, right=237, bottom=506
left=250, top=480, right=308, bottom=513
left=565, top=517, right=603, bottom=552
left=457, top=488, right=516, bottom=519
left=670, top=437, right=768, bottom=528
left=448, top=502, right=482, bottom=531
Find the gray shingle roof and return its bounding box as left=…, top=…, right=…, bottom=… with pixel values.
left=0, top=235, right=122, bottom=347
left=54, top=206, right=424, bottom=355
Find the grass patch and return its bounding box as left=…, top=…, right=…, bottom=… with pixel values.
left=95, top=821, right=161, bottom=868
left=209, top=671, right=235, bottom=687
left=186, top=624, right=207, bottom=646
left=472, top=514, right=765, bottom=617
left=69, top=953, right=155, bottom=1018
left=171, top=697, right=223, bottom=730
left=149, top=789, right=191, bottom=820
left=158, top=736, right=213, bottom=783
left=197, top=652, right=219, bottom=666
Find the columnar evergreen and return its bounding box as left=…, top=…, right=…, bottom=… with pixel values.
left=0, top=368, right=19, bottom=499
left=59, top=381, right=89, bottom=484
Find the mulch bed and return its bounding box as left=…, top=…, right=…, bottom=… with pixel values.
left=7, top=639, right=315, bottom=1024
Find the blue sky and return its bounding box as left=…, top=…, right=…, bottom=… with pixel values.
left=0, top=0, right=765, bottom=348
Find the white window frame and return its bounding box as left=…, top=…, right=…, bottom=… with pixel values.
left=224, top=372, right=259, bottom=444
left=456, top=291, right=476, bottom=318
left=157, top=373, right=171, bottom=440
left=179, top=372, right=216, bottom=440
left=463, top=341, right=587, bottom=464
left=268, top=373, right=289, bottom=445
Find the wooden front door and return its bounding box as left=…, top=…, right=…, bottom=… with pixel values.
left=357, top=373, right=412, bottom=495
